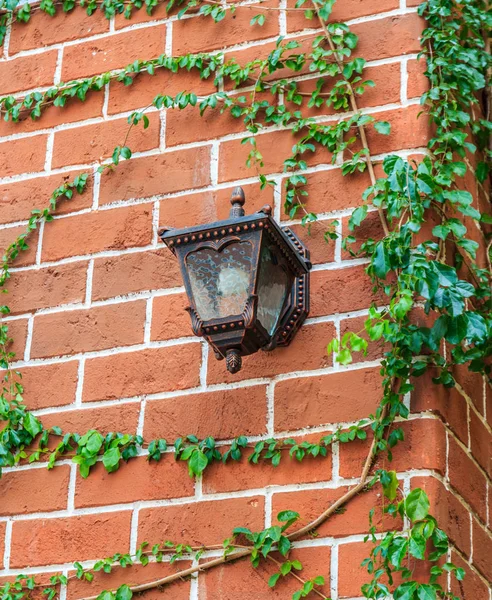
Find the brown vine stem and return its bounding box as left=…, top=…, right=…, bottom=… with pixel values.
left=80, top=409, right=385, bottom=600
left=310, top=1, right=390, bottom=238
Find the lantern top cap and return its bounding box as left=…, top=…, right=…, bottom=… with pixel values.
left=230, top=186, right=246, bottom=218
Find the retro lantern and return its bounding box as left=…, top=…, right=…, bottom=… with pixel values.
left=159, top=187, right=312, bottom=374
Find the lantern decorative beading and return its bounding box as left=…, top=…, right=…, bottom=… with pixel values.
left=159, top=187, right=312, bottom=374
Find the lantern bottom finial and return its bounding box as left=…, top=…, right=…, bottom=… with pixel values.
left=226, top=349, right=242, bottom=374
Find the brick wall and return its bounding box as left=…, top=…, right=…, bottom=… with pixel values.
left=0, top=1, right=491, bottom=599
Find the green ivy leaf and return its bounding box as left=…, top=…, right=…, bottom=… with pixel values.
left=416, top=583, right=436, bottom=600
left=115, top=585, right=132, bottom=600
left=374, top=121, right=391, bottom=135
left=405, top=489, right=430, bottom=522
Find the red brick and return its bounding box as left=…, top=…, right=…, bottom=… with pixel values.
left=83, top=343, right=202, bottom=402
left=288, top=222, right=336, bottom=265
left=145, top=385, right=267, bottom=441
left=286, top=63, right=402, bottom=120
left=10, top=511, right=132, bottom=567
left=0, top=225, right=38, bottom=267
left=199, top=546, right=331, bottom=599
left=40, top=402, right=140, bottom=435
left=364, top=105, right=432, bottom=155
left=138, top=496, right=265, bottom=546
left=68, top=562, right=191, bottom=600
left=0, top=93, right=104, bottom=138
left=0, top=135, right=48, bottom=178
left=310, top=265, right=388, bottom=317
left=75, top=456, right=194, bottom=508
left=470, top=411, right=491, bottom=478
left=218, top=129, right=331, bottom=183
left=0, top=172, right=93, bottom=225
left=52, top=114, right=160, bottom=168
left=166, top=103, right=246, bottom=147
left=352, top=14, right=425, bottom=62
left=471, top=521, right=492, bottom=582
left=412, top=476, right=471, bottom=558
left=108, top=69, right=217, bottom=115
left=286, top=0, right=399, bottom=33
left=16, top=361, right=79, bottom=410
left=159, top=181, right=273, bottom=229
left=207, top=321, right=335, bottom=384
left=280, top=168, right=369, bottom=220
left=338, top=541, right=371, bottom=598
left=4, top=318, right=28, bottom=360
left=62, top=26, right=166, bottom=80
left=272, top=486, right=401, bottom=539
left=41, top=204, right=153, bottom=261
left=0, top=522, right=5, bottom=566
left=7, top=262, right=87, bottom=315
left=339, top=315, right=387, bottom=362
left=203, top=441, right=332, bottom=493
left=450, top=551, right=491, bottom=600
left=274, top=368, right=382, bottom=432
left=408, top=57, right=429, bottom=99
left=150, top=293, right=191, bottom=341
left=114, top=2, right=170, bottom=28
left=412, top=370, right=468, bottom=445
left=10, top=7, right=109, bottom=53
left=0, top=51, right=57, bottom=94
left=173, top=9, right=279, bottom=54
left=92, top=249, right=181, bottom=301
left=341, top=210, right=386, bottom=260
left=99, top=147, right=211, bottom=204
left=31, top=300, right=146, bottom=358
left=340, top=419, right=447, bottom=479
left=454, top=363, right=486, bottom=417
left=448, top=439, right=487, bottom=523
left=0, top=466, right=70, bottom=516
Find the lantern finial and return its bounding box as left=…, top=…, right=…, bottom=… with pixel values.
left=230, top=186, right=246, bottom=218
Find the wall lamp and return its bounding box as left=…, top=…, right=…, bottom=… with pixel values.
left=159, top=187, right=312, bottom=374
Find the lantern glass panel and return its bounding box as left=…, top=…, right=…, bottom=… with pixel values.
left=185, top=241, right=254, bottom=321
left=257, top=242, right=291, bottom=335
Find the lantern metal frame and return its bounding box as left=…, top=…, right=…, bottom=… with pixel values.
left=159, top=187, right=312, bottom=374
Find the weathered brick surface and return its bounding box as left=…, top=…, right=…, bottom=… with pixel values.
left=1, top=5, right=489, bottom=599
left=8, top=262, right=87, bottom=315
left=31, top=301, right=146, bottom=358
left=10, top=512, right=132, bottom=567
left=274, top=368, right=382, bottom=431
left=92, top=250, right=181, bottom=301
left=144, top=385, right=268, bottom=440
left=0, top=52, right=57, bottom=95
left=99, top=147, right=211, bottom=204
left=0, top=136, right=48, bottom=177
left=0, top=466, right=70, bottom=516
left=10, top=7, right=109, bottom=53
left=52, top=114, right=161, bottom=168
left=16, top=361, right=79, bottom=409
left=41, top=204, right=153, bottom=261
left=61, top=26, right=166, bottom=80
left=0, top=172, right=93, bottom=225
left=138, top=497, right=265, bottom=546
left=82, top=343, right=202, bottom=401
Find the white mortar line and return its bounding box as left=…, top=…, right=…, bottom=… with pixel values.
left=35, top=220, right=45, bottom=265
left=74, top=357, right=85, bottom=407
left=2, top=520, right=12, bottom=570
left=67, top=463, right=77, bottom=513
left=129, top=508, right=140, bottom=554
left=266, top=381, right=275, bottom=436
left=199, top=342, right=209, bottom=388
left=23, top=315, right=34, bottom=362
left=54, top=47, right=64, bottom=85
left=84, top=259, right=94, bottom=307
left=330, top=544, right=338, bottom=600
